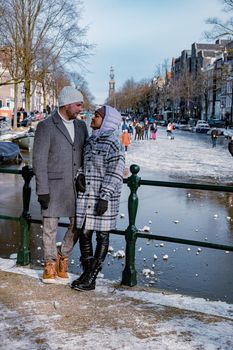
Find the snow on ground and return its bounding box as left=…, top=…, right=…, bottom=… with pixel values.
left=0, top=257, right=233, bottom=350
left=1, top=257, right=232, bottom=320
left=125, top=127, right=233, bottom=182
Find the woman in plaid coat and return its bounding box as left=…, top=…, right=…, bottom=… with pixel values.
left=72, top=105, right=125, bottom=291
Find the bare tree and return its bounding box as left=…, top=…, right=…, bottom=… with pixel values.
left=112, top=78, right=141, bottom=112
left=69, top=71, right=95, bottom=110
left=114, top=78, right=157, bottom=115
left=48, top=64, right=71, bottom=108
left=176, top=72, right=196, bottom=116
left=34, top=54, right=70, bottom=111
left=166, top=79, right=179, bottom=114
left=0, top=0, right=92, bottom=113
left=205, top=0, right=233, bottom=39
left=192, top=70, right=209, bottom=118
left=136, top=79, right=153, bottom=114
left=0, top=1, right=25, bottom=128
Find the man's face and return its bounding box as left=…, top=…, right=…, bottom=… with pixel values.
left=90, top=111, right=103, bottom=129
left=65, top=102, right=83, bottom=120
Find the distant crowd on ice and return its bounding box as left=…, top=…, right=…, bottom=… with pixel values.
left=119, top=115, right=233, bottom=156
left=119, top=117, right=175, bottom=151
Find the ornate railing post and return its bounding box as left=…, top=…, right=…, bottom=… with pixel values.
left=17, top=165, right=34, bottom=265
left=121, top=164, right=141, bottom=286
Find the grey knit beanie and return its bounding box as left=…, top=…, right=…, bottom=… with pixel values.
left=58, top=86, right=84, bottom=107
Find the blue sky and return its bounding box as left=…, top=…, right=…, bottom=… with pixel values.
left=78, top=0, right=227, bottom=104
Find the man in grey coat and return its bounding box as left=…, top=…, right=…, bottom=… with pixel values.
left=71, top=105, right=125, bottom=291
left=33, top=86, right=88, bottom=283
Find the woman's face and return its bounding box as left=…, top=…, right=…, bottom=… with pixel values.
left=90, top=111, right=103, bottom=129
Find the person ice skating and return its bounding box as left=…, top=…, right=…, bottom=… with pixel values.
left=167, top=121, right=175, bottom=139
left=134, top=122, right=141, bottom=140
left=71, top=105, right=125, bottom=291
left=121, top=119, right=129, bottom=132
left=144, top=121, right=149, bottom=140
left=150, top=122, right=157, bottom=140
left=211, top=128, right=219, bottom=148
left=120, top=129, right=131, bottom=151
left=128, top=123, right=134, bottom=140
left=138, top=123, right=144, bottom=140
left=33, top=86, right=88, bottom=283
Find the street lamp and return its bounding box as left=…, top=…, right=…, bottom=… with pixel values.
left=194, top=106, right=197, bottom=119
left=177, top=107, right=180, bottom=118
left=37, top=91, right=42, bottom=112
left=21, top=87, right=25, bottom=110
left=220, top=103, right=224, bottom=120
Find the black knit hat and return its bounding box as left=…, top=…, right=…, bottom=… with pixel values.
left=95, top=106, right=106, bottom=119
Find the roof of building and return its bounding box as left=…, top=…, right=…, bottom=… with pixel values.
left=215, top=39, right=231, bottom=45
left=181, top=50, right=191, bottom=58
left=195, top=43, right=225, bottom=51
left=203, top=50, right=219, bottom=57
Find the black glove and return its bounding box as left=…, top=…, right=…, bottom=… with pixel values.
left=96, top=199, right=108, bottom=216
left=38, top=194, right=50, bottom=210
left=75, top=174, right=86, bottom=193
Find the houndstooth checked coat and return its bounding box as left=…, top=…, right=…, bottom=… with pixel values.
left=76, top=130, right=125, bottom=232
left=33, top=110, right=88, bottom=217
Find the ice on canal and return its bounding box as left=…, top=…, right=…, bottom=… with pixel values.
left=110, top=127, right=233, bottom=303
left=125, top=127, right=233, bottom=182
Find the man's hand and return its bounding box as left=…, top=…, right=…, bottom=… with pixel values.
left=38, top=194, right=50, bottom=210
left=75, top=174, right=86, bottom=193
left=96, top=199, right=108, bottom=215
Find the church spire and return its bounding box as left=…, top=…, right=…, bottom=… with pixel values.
left=108, top=66, right=116, bottom=107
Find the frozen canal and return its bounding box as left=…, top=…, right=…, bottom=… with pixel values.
left=0, top=126, right=233, bottom=302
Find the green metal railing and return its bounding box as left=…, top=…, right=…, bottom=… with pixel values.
left=0, top=166, right=34, bottom=265
left=0, top=164, right=233, bottom=287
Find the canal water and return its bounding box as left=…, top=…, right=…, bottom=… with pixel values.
left=0, top=127, right=233, bottom=303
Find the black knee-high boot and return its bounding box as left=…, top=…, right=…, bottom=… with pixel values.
left=73, top=231, right=109, bottom=291
left=94, top=231, right=109, bottom=261
left=71, top=229, right=94, bottom=289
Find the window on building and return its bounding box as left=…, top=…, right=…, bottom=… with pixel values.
left=226, top=95, right=231, bottom=108
left=227, top=82, right=231, bottom=94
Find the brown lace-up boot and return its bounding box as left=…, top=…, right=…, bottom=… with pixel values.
left=56, top=253, right=69, bottom=279
left=42, top=261, right=57, bottom=284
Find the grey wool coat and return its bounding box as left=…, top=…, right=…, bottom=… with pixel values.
left=33, top=110, right=88, bottom=217
left=76, top=131, right=125, bottom=232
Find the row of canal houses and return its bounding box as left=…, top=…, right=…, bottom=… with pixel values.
left=171, top=39, right=233, bottom=123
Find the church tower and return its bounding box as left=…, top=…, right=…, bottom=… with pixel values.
left=108, top=66, right=116, bottom=107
